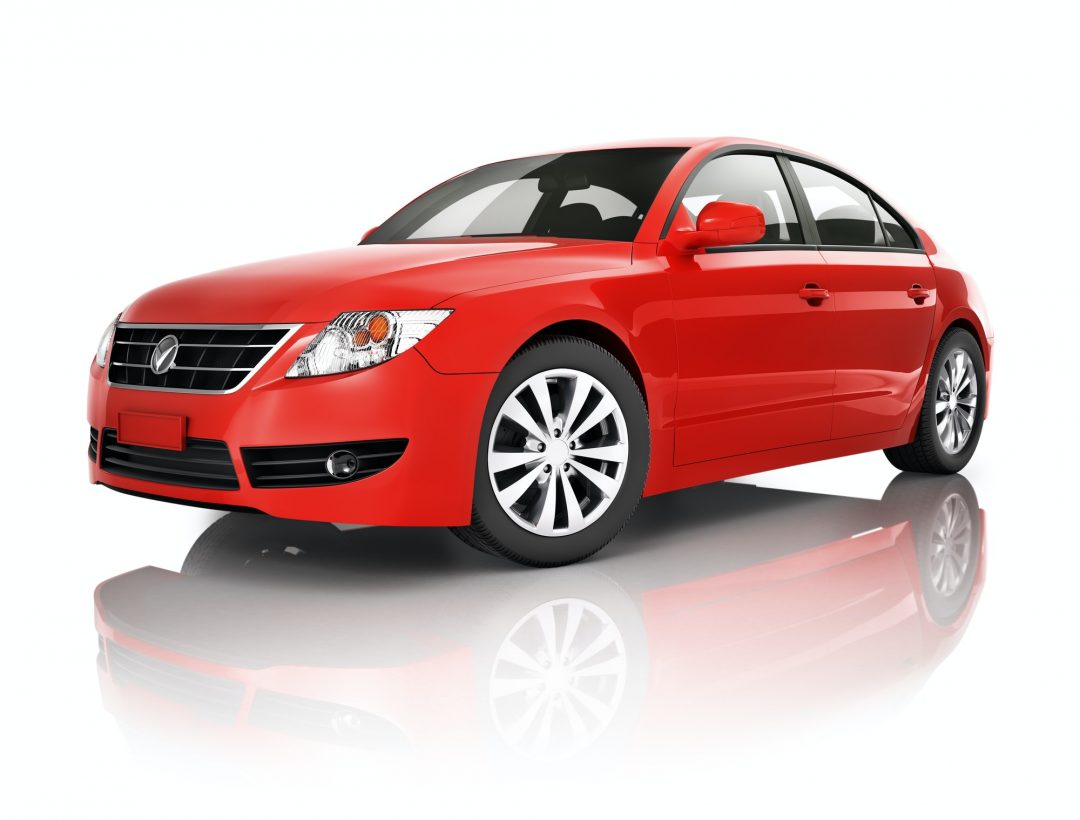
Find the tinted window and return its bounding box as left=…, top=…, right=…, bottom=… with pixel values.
left=792, top=161, right=884, bottom=247
left=873, top=198, right=916, bottom=248
left=678, top=154, right=803, bottom=244
left=366, top=148, right=686, bottom=243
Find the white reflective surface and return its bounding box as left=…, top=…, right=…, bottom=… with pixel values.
left=93, top=475, right=984, bottom=766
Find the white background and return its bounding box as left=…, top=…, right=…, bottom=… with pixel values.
left=2, top=1, right=1078, bottom=817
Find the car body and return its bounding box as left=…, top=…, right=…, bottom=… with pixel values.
left=87, top=137, right=993, bottom=561
left=93, top=475, right=985, bottom=759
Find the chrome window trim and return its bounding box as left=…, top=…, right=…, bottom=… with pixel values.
left=106, top=323, right=303, bottom=395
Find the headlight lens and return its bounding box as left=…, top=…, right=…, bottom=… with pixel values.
left=95, top=314, right=121, bottom=367
left=286, top=310, right=452, bottom=378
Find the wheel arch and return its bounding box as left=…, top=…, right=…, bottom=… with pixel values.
left=513, top=319, right=650, bottom=415
left=940, top=313, right=991, bottom=363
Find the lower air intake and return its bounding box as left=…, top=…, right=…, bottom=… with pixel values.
left=100, top=428, right=239, bottom=490
left=242, top=439, right=408, bottom=488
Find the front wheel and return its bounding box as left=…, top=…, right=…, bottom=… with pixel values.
left=885, top=327, right=987, bottom=474
left=451, top=336, right=650, bottom=567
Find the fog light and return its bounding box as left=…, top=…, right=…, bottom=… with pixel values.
left=326, top=450, right=359, bottom=479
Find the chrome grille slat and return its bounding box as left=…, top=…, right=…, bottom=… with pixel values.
left=107, top=323, right=299, bottom=394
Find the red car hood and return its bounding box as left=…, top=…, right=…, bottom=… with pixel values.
left=122, top=239, right=631, bottom=324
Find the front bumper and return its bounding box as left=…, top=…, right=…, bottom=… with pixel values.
left=87, top=324, right=496, bottom=526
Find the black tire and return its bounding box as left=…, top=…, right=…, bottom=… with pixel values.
left=884, top=327, right=986, bottom=474
left=451, top=335, right=650, bottom=568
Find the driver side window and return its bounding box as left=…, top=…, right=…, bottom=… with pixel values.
left=678, top=154, right=804, bottom=244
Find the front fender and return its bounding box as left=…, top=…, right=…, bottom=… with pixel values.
left=418, top=269, right=679, bottom=430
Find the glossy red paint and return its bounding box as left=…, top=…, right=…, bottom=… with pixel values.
left=88, top=137, right=992, bottom=525
left=662, top=199, right=767, bottom=253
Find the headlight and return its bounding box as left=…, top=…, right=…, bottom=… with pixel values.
left=95, top=314, right=121, bottom=368
left=286, top=310, right=452, bottom=378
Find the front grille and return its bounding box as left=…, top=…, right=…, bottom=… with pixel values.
left=100, top=428, right=240, bottom=490
left=108, top=324, right=296, bottom=393
left=242, top=439, right=408, bottom=488
left=107, top=640, right=244, bottom=723
left=89, top=427, right=99, bottom=463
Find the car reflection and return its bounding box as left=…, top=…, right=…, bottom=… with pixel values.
left=94, top=473, right=984, bottom=762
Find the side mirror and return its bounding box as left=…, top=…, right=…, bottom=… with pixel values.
left=360, top=226, right=379, bottom=243
left=662, top=201, right=766, bottom=254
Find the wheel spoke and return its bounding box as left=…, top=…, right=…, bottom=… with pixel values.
left=497, top=462, right=546, bottom=507
left=561, top=600, right=584, bottom=663
left=502, top=396, right=548, bottom=442
left=573, top=655, right=626, bottom=679
left=956, top=371, right=972, bottom=396
left=568, top=393, right=616, bottom=442
left=495, top=639, right=545, bottom=674
left=562, top=373, right=595, bottom=438
left=535, top=476, right=558, bottom=532
left=570, top=459, right=620, bottom=498
left=566, top=685, right=614, bottom=724
left=503, top=690, right=548, bottom=744
left=491, top=675, right=542, bottom=699
left=527, top=375, right=557, bottom=437
left=937, top=412, right=951, bottom=436
left=570, top=442, right=628, bottom=464
left=568, top=623, right=617, bottom=669
left=536, top=603, right=559, bottom=665
left=559, top=468, right=584, bottom=531
left=955, top=406, right=973, bottom=434
left=489, top=449, right=544, bottom=473
left=532, top=699, right=556, bottom=754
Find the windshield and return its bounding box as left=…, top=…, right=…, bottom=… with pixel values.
left=364, top=148, right=686, bottom=244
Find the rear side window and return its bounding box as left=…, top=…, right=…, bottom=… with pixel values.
left=791, top=161, right=884, bottom=247
left=678, top=154, right=803, bottom=244
left=873, top=198, right=917, bottom=248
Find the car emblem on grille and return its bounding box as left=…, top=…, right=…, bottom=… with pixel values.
left=150, top=334, right=180, bottom=375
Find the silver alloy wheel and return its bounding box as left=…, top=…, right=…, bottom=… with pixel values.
left=935, top=348, right=979, bottom=454
left=487, top=368, right=629, bottom=537
left=488, top=597, right=627, bottom=758
left=929, top=493, right=973, bottom=597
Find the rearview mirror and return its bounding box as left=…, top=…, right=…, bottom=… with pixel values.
left=360, top=226, right=379, bottom=242
left=662, top=201, right=766, bottom=254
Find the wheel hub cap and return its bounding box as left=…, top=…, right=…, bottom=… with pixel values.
left=934, top=349, right=978, bottom=455
left=488, top=368, right=629, bottom=537
left=548, top=439, right=571, bottom=467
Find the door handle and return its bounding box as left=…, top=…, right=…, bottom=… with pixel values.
left=907, top=284, right=931, bottom=304
left=798, top=284, right=831, bottom=306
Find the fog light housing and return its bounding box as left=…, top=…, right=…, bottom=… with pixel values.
left=326, top=450, right=360, bottom=479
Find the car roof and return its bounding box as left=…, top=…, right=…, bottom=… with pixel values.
left=549, top=136, right=798, bottom=154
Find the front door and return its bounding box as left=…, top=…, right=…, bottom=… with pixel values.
left=668, top=153, right=836, bottom=465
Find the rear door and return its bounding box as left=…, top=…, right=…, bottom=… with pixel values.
left=789, top=160, right=935, bottom=438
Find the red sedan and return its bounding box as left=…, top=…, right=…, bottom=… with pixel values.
left=87, top=137, right=993, bottom=566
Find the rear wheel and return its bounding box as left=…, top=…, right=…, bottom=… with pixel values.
left=452, top=336, right=649, bottom=567
left=885, top=328, right=986, bottom=474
